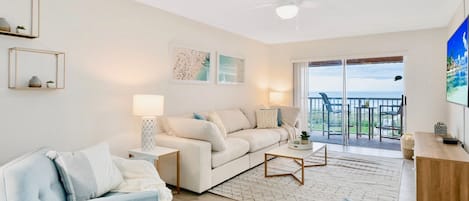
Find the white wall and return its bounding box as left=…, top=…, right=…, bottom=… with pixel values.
left=0, top=0, right=270, bottom=164
left=269, top=28, right=448, bottom=134
left=447, top=0, right=469, bottom=151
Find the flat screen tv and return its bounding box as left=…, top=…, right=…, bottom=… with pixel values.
left=447, top=17, right=469, bottom=106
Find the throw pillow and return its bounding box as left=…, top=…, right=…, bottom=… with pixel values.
left=193, top=113, right=206, bottom=120
left=46, top=143, right=123, bottom=201
left=241, top=105, right=267, bottom=128
left=272, top=106, right=301, bottom=127
left=215, top=109, right=251, bottom=133
left=165, top=117, right=227, bottom=151
left=256, top=109, right=279, bottom=129
left=208, top=112, right=228, bottom=137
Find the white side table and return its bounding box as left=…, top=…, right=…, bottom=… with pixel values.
left=128, top=146, right=180, bottom=193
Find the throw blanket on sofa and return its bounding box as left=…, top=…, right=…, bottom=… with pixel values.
left=282, top=123, right=301, bottom=140
left=111, top=157, right=173, bottom=201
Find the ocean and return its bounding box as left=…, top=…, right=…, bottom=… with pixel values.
left=309, top=91, right=403, bottom=98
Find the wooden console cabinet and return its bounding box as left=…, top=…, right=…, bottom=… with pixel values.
left=414, top=132, right=469, bottom=201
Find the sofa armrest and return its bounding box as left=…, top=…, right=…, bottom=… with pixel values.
left=90, top=191, right=158, bottom=201
left=154, top=134, right=212, bottom=193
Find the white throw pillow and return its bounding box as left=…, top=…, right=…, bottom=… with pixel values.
left=216, top=109, right=251, bottom=133
left=208, top=112, right=228, bottom=137
left=256, top=109, right=279, bottom=129
left=46, top=143, right=124, bottom=201
left=165, top=117, right=227, bottom=151
left=271, top=106, right=301, bottom=127
left=241, top=105, right=267, bottom=128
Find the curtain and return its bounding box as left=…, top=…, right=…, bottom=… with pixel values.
left=293, top=62, right=309, bottom=133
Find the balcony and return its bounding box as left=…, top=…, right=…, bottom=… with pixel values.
left=308, top=96, right=403, bottom=150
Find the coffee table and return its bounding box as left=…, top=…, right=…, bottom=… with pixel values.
left=264, top=143, right=327, bottom=185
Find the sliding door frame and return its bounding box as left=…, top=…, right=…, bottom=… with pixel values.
left=293, top=52, right=407, bottom=147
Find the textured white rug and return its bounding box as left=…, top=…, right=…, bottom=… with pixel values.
left=209, top=151, right=403, bottom=201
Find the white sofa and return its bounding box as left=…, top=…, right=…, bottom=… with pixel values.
left=154, top=108, right=298, bottom=193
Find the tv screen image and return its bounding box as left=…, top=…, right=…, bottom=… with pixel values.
left=447, top=17, right=469, bottom=106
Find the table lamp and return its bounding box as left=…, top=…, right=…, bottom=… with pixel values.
left=269, top=91, right=286, bottom=106
left=133, top=94, right=164, bottom=151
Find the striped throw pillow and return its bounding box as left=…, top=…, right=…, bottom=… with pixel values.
left=46, top=143, right=123, bottom=201
left=256, top=109, right=279, bottom=129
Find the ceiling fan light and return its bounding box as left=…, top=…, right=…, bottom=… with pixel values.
left=276, top=4, right=299, bottom=19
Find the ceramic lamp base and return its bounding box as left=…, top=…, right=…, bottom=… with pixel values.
left=141, top=117, right=156, bottom=151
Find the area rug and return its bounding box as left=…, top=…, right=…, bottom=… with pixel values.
left=209, top=151, right=403, bottom=201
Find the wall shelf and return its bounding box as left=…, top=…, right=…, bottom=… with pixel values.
left=9, top=87, right=59, bottom=90
left=0, top=30, right=38, bottom=39
left=0, top=0, right=40, bottom=39
left=8, top=47, right=66, bottom=89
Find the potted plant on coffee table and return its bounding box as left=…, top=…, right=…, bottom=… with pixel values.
left=301, top=131, right=310, bottom=145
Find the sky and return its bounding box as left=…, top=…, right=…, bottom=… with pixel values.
left=309, top=63, right=404, bottom=93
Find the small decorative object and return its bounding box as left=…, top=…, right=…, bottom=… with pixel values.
left=434, top=122, right=447, bottom=135
left=28, top=76, right=42, bottom=88
left=301, top=131, right=310, bottom=145
left=288, top=131, right=313, bottom=150
left=16, top=26, right=27, bottom=34
left=46, top=81, right=56, bottom=88
left=400, top=133, right=414, bottom=160
left=0, top=18, right=11, bottom=32
left=364, top=100, right=370, bottom=108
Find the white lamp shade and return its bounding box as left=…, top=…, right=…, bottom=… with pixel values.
left=276, top=4, right=299, bottom=19
left=270, top=91, right=286, bottom=105
left=133, top=95, right=164, bottom=116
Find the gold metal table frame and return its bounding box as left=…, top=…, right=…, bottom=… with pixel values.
left=264, top=145, right=327, bottom=185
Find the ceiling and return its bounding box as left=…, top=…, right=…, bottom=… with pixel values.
left=136, top=0, right=461, bottom=44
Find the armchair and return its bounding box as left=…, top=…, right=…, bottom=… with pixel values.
left=0, top=148, right=160, bottom=201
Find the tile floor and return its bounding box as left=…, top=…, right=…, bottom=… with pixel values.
left=173, top=143, right=416, bottom=201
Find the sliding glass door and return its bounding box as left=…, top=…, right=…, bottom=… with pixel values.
left=308, top=60, right=349, bottom=146
left=304, top=56, right=404, bottom=149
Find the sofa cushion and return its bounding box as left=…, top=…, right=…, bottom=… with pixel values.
left=166, top=117, right=227, bottom=151
left=46, top=143, right=124, bottom=201
left=271, top=106, right=300, bottom=127
left=267, top=128, right=289, bottom=141
left=208, top=112, right=228, bottom=137
left=0, top=148, right=66, bottom=201
left=256, top=109, right=279, bottom=129
left=216, top=109, right=251, bottom=133
left=229, top=129, right=281, bottom=152
left=241, top=105, right=267, bottom=128
left=211, top=138, right=250, bottom=168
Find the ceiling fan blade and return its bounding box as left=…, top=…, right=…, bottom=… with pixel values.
left=246, top=0, right=277, bottom=10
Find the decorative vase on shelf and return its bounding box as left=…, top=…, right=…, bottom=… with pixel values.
left=0, top=18, right=11, bottom=32
left=29, top=76, right=42, bottom=88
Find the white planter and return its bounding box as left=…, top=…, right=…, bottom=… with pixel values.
left=46, top=83, right=56, bottom=88
left=16, top=28, right=28, bottom=35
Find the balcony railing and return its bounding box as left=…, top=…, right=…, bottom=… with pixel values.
left=308, top=96, right=403, bottom=138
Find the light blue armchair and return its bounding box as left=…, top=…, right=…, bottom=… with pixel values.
left=0, top=148, right=158, bottom=201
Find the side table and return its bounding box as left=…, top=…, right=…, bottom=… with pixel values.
left=128, top=146, right=180, bottom=193
left=354, top=106, right=375, bottom=140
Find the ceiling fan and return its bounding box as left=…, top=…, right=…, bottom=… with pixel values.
left=253, top=0, right=319, bottom=20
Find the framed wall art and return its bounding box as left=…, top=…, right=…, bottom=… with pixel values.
left=171, top=46, right=212, bottom=84
left=217, top=53, right=245, bottom=84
